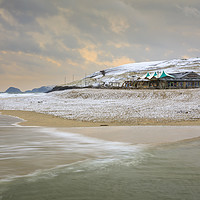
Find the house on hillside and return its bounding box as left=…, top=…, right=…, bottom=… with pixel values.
left=122, top=71, right=200, bottom=89
left=108, top=82, right=122, bottom=88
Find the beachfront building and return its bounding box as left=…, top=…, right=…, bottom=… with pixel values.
left=122, top=71, right=200, bottom=89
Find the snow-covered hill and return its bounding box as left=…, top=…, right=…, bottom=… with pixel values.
left=93, top=57, right=200, bottom=76
left=84, top=57, right=200, bottom=86
left=61, top=57, right=200, bottom=88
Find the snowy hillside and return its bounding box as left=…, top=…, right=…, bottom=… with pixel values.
left=1, top=88, right=200, bottom=123
left=89, top=57, right=200, bottom=77
left=70, top=57, right=200, bottom=87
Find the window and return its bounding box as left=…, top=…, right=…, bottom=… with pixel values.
left=186, top=82, right=193, bottom=87
left=195, top=82, right=199, bottom=87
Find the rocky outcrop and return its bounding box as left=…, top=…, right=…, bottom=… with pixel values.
left=48, top=85, right=89, bottom=93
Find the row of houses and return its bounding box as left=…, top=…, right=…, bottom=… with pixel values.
left=122, top=71, right=200, bottom=89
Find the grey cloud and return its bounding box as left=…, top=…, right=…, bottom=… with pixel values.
left=0, top=0, right=57, bottom=18
left=43, top=42, right=84, bottom=62
left=1, top=0, right=200, bottom=90
left=177, top=5, right=200, bottom=18
left=62, top=35, right=79, bottom=49
left=0, top=25, right=41, bottom=53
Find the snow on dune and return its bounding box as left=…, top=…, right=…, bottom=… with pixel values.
left=0, top=89, right=200, bottom=123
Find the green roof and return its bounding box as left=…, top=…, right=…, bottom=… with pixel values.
left=160, top=71, right=175, bottom=78
left=146, top=72, right=150, bottom=77
left=153, top=72, right=157, bottom=77
left=159, top=71, right=168, bottom=78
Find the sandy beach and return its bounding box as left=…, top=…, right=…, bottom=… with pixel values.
left=0, top=110, right=112, bottom=127
left=1, top=110, right=200, bottom=127
left=1, top=110, right=200, bottom=145
left=63, top=126, right=200, bottom=145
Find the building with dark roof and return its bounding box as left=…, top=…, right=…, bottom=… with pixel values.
left=122, top=71, right=200, bottom=89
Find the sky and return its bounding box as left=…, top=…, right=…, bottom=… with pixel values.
left=0, top=0, right=200, bottom=91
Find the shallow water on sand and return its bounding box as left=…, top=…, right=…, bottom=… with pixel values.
left=0, top=115, right=200, bottom=200
left=0, top=126, right=143, bottom=181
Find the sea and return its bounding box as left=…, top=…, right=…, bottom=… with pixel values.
left=0, top=114, right=200, bottom=200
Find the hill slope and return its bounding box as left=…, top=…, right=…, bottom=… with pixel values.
left=5, top=87, right=22, bottom=94
left=56, top=57, right=200, bottom=89
left=25, top=86, right=54, bottom=93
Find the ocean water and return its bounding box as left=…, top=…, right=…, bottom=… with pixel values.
left=0, top=115, right=200, bottom=200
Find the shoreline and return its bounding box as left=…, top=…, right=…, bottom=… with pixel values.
left=1, top=110, right=200, bottom=127
left=1, top=110, right=200, bottom=145
left=61, top=126, right=200, bottom=145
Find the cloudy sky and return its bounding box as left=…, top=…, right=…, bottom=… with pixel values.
left=0, top=0, right=200, bottom=91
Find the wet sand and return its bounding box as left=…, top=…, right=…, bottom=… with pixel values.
left=62, top=126, right=200, bottom=145
left=1, top=110, right=200, bottom=145
left=1, top=110, right=200, bottom=127
left=0, top=110, right=115, bottom=127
